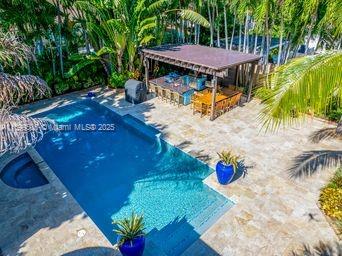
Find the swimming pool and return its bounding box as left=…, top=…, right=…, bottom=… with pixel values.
left=35, top=100, right=233, bottom=255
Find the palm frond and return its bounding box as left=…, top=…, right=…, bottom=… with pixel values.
left=0, top=73, right=50, bottom=108
left=259, top=52, right=342, bottom=131
left=96, top=46, right=114, bottom=56
left=310, top=127, right=342, bottom=143
left=140, top=35, right=155, bottom=45
left=0, top=29, right=34, bottom=69
left=0, top=109, right=55, bottom=156
left=289, top=150, right=342, bottom=178
left=65, top=59, right=94, bottom=78
left=138, top=22, right=157, bottom=38
left=147, top=0, right=168, bottom=13
left=178, top=9, right=210, bottom=28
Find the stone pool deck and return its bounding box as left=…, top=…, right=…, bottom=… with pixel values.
left=0, top=88, right=341, bottom=255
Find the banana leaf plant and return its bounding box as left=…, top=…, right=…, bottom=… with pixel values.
left=65, top=46, right=114, bottom=82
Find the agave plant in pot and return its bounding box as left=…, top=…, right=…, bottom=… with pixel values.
left=113, top=213, right=145, bottom=256
left=216, top=150, right=239, bottom=185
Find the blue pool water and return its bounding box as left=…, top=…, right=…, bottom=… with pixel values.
left=35, top=100, right=233, bottom=255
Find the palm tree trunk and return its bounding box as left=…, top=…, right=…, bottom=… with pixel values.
left=260, top=32, right=265, bottom=57
left=284, top=37, right=292, bottom=63
left=238, top=24, right=242, bottom=51
left=243, top=13, right=248, bottom=52
left=207, top=3, right=214, bottom=46
left=117, top=52, right=123, bottom=73
left=84, top=28, right=91, bottom=54
left=56, top=0, right=64, bottom=77
left=305, top=14, right=317, bottom=55
left=194, top=23, right=197, bottom=44
left=254, top=34, right=258, bottom=54
left=224, top=5, right=228, bottom=50
left=181, top=19, right=185, bottom=43
left=305, top=26, right=313, bottom=55
left=230, top=12, right=236, bottom=50
left=264, top=14, right=270, bottom=66
left=216, top=4, right=220, bottom=48
left=277, top=16, right=284, bottom=66
left=314, top=29, right=321, bottom=52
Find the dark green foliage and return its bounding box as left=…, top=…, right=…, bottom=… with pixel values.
left=109, top=71, right=137, bottom=88
left=326, top=108, right=342, bottom=122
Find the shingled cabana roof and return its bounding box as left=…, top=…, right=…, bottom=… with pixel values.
left=141, top=44, right=261, bottom=77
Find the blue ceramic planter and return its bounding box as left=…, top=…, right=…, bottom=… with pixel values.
left=118, top=236, right=145, bottom=256
left=215, top=161, right=235, bottom=185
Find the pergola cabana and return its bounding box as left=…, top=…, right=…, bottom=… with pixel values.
left=141, top=44, right=261, bottom=120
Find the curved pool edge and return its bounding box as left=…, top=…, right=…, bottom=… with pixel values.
left=0, top=150, right=50, bottom=192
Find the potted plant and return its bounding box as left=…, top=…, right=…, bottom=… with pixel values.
left=216, top=150, right=239, bottom=185
left=113, top=213, right=145, bottom=256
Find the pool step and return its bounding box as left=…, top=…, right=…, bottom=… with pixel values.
left=122, top=115, right=161, bottom=141
left=148, top=220, right=199, bottom=256
left=8, top=154, right=31, bottom=170
left=147, top=195, right=233, bottom=256
left=191, top=194, right=234, bottom=235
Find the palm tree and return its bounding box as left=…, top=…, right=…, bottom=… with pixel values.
left=258, top=51, right=342, bottom=177
left=75, top=0, right=209, bottom=74
left=0, top=30, right=53, bottom=156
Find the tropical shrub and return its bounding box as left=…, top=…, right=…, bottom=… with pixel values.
left=109, top=71, right=137, bottom=88
left=319, top=168, right=342, bottom=235
left=320, top=187, right=342, bottom=219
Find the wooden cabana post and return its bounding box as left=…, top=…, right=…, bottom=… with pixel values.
left=247, top=61, right=258, bottom=102
left=210, top=75, right=218, bottom=121
left=143, top=56, right=149, bottom=91
left=141, top=44, right=261, bottom=120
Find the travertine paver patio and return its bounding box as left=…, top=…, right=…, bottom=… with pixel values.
left=0, top=88, right=341, bottom=255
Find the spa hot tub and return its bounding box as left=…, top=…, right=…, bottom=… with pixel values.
left=0, top=153, right=48, bottom=189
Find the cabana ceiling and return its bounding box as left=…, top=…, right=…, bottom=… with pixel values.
left=141, top=44, right=261, bottom=76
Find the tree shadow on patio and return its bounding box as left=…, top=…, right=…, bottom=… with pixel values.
left=176, top=140, right=212, bottom=162
left=288, top=125, right=342, bottom=178
left=309, top=127, right=342, bottom=143
left=61, top=246, right=118, bottom=256
left=291, top=241, right=342, bottom=256
left=288, top=150, right=342, bottom=178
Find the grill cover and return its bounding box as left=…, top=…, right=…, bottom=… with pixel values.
left=124, top=79, right=147, bottom=104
